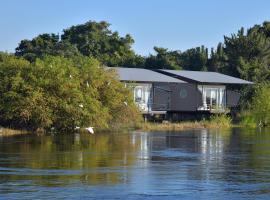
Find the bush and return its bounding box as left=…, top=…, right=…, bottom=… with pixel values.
left=0, top=53, right=140, bottom=131
left=250, top=83, right=270, bottom=126
left=208, top=113, right=232, bottom=128
left=239, top=111, right=257, bottom=128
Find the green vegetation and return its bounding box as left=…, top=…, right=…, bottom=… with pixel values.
left=15, top=21, right=144, bottom=68
left=239, top=111, right=257, bottom=128
left=0, top=53, right=140, bottom=132
left=139, top=114, right=232, bottom=131
left=250, top=83, right=270, bottom=126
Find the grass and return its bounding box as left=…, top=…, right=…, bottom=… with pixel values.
left=238, top=111, right=257, bottom=128
left=138, top=114, right=232, bottom=131
left=0, top=114, right=234, bottom=135
left=0, top=128, right=30, bottom=137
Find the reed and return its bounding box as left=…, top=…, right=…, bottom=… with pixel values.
left=137, top=114, right=232, bottom=131
left=0, top=128, right=30, bottom=137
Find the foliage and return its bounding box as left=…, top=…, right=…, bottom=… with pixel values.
left=15, top=34, right=81, bottom=62
left=223, top=25, right=270, bottom=82
left=208, top=114, right=232, bottom=128
left=239, top=111, right=257, bottom=128
left=144, top=45, right=209, bottom=71
left=0, top=53, right=140, bottom=131
left=180, top=45, right=208, bottom=71
left=250, top=83, right=270, bottom=126
left=15, top=21, right=142, bottom=67
left=207, top=43, right=226, bottom=72
left=145, top=47, right=182, bottom=70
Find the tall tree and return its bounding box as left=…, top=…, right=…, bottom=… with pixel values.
left=15, top=33, right=81, bottom=62
left=61, top=21, right=138, bottom=66
left=223, top=26, right=270, bottom=82
left=207, top=43, right=226, bottom=72
left=145, top=47, right=182, bottom=69
left=15, top=21, right=141, bottom=67
left=180, top=46, right=208, bottom=71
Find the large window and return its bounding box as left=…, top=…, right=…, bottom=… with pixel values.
left=198, top=85, right=226, bottom=111
left=133, top=84, right=152, bottom=112
left=134, top=87, right=143, bottom=102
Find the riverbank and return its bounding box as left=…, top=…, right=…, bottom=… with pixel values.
left=138, top=121, right=232, bottom=132
left=137, top=114, right=233, bottom=131
left=0, top=128, right=30, bottom=137
left=0, top=114, right=234, bottom=136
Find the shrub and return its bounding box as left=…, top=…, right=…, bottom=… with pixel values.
left=208, top=113, right=232, bottom=128
left=251, top=83, right=270, bottom=126
left=0, top=53, right=140, bottom=131
left=239, top=111, right=257, bottom=128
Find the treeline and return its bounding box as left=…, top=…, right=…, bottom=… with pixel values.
left=0, top=53, right=140, bottom=131
left=14, top=20, right=270, bottom=84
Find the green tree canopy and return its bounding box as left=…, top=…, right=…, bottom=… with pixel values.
left=0, top=53, right=140, bottom=131
left=180, top=45, right=208, bottom=71
left=15, top=21, right=142, bottom=67
left=145, top=47, right=182, bottom=70
left=223, top=24, right=270, bottom=82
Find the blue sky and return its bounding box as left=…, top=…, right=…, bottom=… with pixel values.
left=0, top=0, right=270, bottom=55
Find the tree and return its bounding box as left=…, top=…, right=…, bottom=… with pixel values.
left=15, top=34, right=81, bottom=62
left=251, top=83, right=270, bottom=126
left=207, top=43, right=226, bottom=72
left=145, top=47, right=182, bottom=69
left=15, top=21, right=141, bottom=67
left=180, top=46, right=208, bottom=71
left=223, top=26, right=270, bottom=82
left=0, top=53, right=140, bottom=131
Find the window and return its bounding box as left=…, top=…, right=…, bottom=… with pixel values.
left=198, top=85, right=226, bottom=110
left=134, top=87, right=143, bottom=102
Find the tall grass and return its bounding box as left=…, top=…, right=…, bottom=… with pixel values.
left=239, top=111, right=257, bottom=128
left=207, top=114, right=232, bottom=128
left=138, top=114, right=232, bottom=131
left=0, top=128, right=30, bottom=136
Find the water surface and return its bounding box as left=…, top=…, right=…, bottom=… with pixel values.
left=0, top=128, right=270, bottom=199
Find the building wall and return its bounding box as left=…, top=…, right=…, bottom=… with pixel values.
left=152, top=83, right=202, bottom=112
left=125, top=82, right=240, bottom=114
left=152, top=83, right=171, bottom=111
left=170, top=83, right=202, bottom=111
left=226, top=90, right=241, bottom=107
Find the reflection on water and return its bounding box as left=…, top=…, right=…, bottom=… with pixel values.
left=0, top=128, right=270, bottom=199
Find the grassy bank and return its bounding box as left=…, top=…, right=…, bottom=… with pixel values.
left=0, top=114, right=235, bottom=135
left=138, top=121, right=232, bottom=132
left=0, top=128, right=30, bottom=137
left=137, top=114, right=233, bottom=131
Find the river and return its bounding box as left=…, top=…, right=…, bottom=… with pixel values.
left=0, top=128, right=270, bottom=199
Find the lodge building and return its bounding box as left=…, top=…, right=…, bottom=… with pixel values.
left=106, top=67, right=252, bottom=120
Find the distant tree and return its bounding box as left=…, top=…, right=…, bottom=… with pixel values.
left=15, top=33, right=81, bottom=62
left=207, top=43, right=226, bottom=72
left=61, top=20, right=138, bottom=67
left=15, top=21, right=141, bottom=67
left=223, top=26, right=270, bottom=82
left=180, top=46, right=208, bottom=71
left=145, top=47, right=182, bottom=69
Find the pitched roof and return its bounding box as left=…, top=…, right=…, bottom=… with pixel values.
left=157, top=70, right=253, bottom=84
left=106, top=67, right=186, bottom=83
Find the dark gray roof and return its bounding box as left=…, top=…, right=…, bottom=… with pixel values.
left=158, top=70, right=253, bottom=84
left=106, top=67, right=185, bottom=83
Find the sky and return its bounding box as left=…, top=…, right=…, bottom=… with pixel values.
left=0, top=0, right=270, bottom=56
